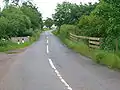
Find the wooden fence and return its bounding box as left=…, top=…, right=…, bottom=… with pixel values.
left=69, top=33, right=101, bottom=49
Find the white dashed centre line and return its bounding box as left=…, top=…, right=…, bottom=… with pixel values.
left=47, top=45, right=49, bottom=54
left=46, top=36, right=49, bottom=54
left=48, top=58, right=72, bottom=90
left=47, top=40, right=48, bottom=44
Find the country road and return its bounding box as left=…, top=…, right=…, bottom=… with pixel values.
left=0, top=31, right=120, bottom=90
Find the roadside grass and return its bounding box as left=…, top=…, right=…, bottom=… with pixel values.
left=52, top=30, right=58, bottom=36
left=43, top=28, right=50, bottom=31
left=0, top=30, right=42, bottom=52
left=52, top=30, right=120, bottom=69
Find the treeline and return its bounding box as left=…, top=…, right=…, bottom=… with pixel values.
left=53, top=0, right=120, bottom=51
left=0, top=0, right=43, bottom=39
left=53, top=2, right=97, bottom=28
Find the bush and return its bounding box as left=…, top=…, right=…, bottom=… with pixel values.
left=21, top=2, right=42, bottom=29
left=0, top=17, right=9, bottom=39
left=0, top=40, right=8, bottom=47
left=78, top=15, right=108, bottom=37
left=59, top=24, right=79, bottom=39
left=22, top=28, right=34, bottom=36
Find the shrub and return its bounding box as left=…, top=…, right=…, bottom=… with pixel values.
left=59, top=24, right=79, bottom=39
left=93, top=51, right=106, bottom=63
left=0, top=40, right=8, bottom=47
left=0, top=16, right=9, bottom=39
left=78, top=15, right=108, bottom=37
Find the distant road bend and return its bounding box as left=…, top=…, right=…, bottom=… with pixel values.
left=0, top=31, right=120, bottom=90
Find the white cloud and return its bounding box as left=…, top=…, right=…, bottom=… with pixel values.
left=0, top=0, right=99, bottom=18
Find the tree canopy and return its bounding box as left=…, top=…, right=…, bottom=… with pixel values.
left=0, top=1, right=43, bottom=39
left=53, top=2, right=98, bottom=28
left=44, top=18, right=54, bottom=29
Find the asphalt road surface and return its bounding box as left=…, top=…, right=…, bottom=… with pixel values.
left=0, top=31, right=120, bottom=90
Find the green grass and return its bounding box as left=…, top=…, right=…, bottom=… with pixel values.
left=43, top=28, right=50, bottom=31
left=0, top=42, right=30, bottom=52
left=52, top=30, right=58, bottom=36
left=52, top=30, right=120, bottom=69
left=0, top=30, right=42, bottom=52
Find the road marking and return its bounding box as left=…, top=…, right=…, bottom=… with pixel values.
left=47, top=45, right=49, bottom=54
left=48, top=58, right=72, bottom=90
left=47, top=40, right=48, bottom=44
left=46, top=36, right=48, bottom=39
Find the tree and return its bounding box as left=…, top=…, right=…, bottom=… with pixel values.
left=91, top=0, right=120, bottom=50
left=0, top=16, right=9, bottom=39
left=53, top=2, right=73, bottom=29
left=2, top=5, right=32, bottom=37
left=44, top=18, right=53, bottom=29
left=53, top=1, right=98, bottom=31
left=3, top=0, right=9, bottom=7
left=21, top=1, right=43, bottom=30
left=78, top=14, right=107, bottom=37
left=0, top=0, right=43, bottom=45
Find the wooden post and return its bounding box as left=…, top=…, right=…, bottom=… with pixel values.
left=116, top=38, right=118, bottom=52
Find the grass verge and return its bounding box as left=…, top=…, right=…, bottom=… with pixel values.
left=52, top=30, right=120, bottom=69
left=0, top=30, right=42, bottom=52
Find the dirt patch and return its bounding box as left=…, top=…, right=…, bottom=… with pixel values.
left=0, top=48, right=26, bottom=81
left=6, top=48, right=27, bottom=54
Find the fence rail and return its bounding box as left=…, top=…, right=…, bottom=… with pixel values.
left=69, top=33, right=101, bottom=49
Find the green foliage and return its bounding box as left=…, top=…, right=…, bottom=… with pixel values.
left=52, top=30, right=58, bottom=36
left=55, top=32, right=120, bottom=69
left=21, top=1, right=43, bottom=29
left=0, top=40, right=8, bottom=47
left=69, top=40, right=90, bottom=56
left=0, top=1, right=43, bottom=47
left=53, top=2, right=97, bottom=28
left=93, top=50, right=120, bottom=68
left=53, top=0, right=120, bottom=69
left=2, top=5, right=32, bottom=37
left=0, top=1, right=43, bottom=38
left=58, top=24, right=79, bottom=39
left=44, top=18, right=53, bottom=29
left=30, top=29, right=41, bottom=41
left=78, top=15, right=108, bottom=37
left=76, top=0, right=120, bottom=51
left=0, top=16, right=9, bottom=39
left=0, top=30, right=41, bottom=52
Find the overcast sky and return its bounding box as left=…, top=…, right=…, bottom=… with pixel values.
left=0, top=0, right=99, bottom=19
